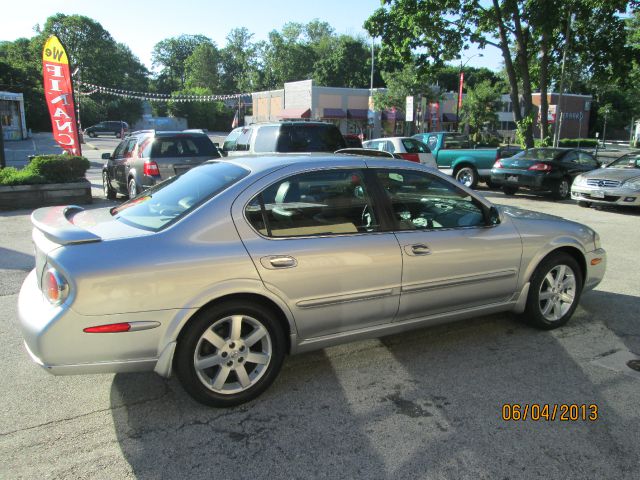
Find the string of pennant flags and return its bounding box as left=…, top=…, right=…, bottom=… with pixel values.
left=77, top=81, right=248, bottom=103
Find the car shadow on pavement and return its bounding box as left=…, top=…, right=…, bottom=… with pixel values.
left=0, top=246, right=34, bottom=271
left=110, top=349, right=389, bottom=479
left=109, top=291, right=640, bottom=478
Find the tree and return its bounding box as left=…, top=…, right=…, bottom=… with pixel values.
left=261, top=24, right=316, bottom=89
left=365, top=0, right=635, bottom=148
left=373, top=62, right=439, bottom=111
left=220, top=28, right=262, bottom=93
left=152, top=34, right=211, bottom=90
left=166, top=87, right=232, bottom=131
left=460, top=80, right=501, bottom=140
left=312, top=35, right=370, bottom=88
left=184, top=42, right=223, bottom=92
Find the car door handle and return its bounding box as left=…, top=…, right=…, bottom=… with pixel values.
left=404, top=244, right=431, bottom=256
left=260, top=256, right=298, bottom=269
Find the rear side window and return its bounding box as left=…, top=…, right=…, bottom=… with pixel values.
left=246, top=169, right=379, bottom=237
left=150, top=136, right=219, bottom=158
left=401, top=138, right=430, bottom=154
left=111, top=162, right=248, bottom=232
left=277, top=124, right=346, bottom=152
left=254, top=126, right=281, bottom=153
left=223, top=128, right=242, bottom=151
left=235, top=128, right=253, bottom=151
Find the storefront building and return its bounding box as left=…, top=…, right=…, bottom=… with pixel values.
left=0, top=92, right=27, bottom=141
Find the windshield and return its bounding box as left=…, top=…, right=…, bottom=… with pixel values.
left=110, top=162, right=248, bottom=231
left=607, top=154, right=640, bottom=169
left=513, top=148, right=560, bottom=161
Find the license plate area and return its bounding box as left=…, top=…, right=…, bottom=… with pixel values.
left=507, top=175, right=518, bottom=182
left=591, top=190, right=605, bottom=199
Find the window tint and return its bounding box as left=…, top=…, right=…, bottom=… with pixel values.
left=254, top=126, right=281, bottom=152
left=276, top=124, right=346, bottom=152
left=577, top=152, right=597, bottom=167
left=235, top=127, right=253, bottom=151
left=442, top=134, right=470, bottom=149
left=401, top=138, right=430, bottom=153
left=112, top=140, right=127, bottom=159
left=385, top=141, right=395, bottom=153
left=150, top=136, right=219, bottom=158
left=223, top=128, right=243, bottom=151
left=123, top=138, right=137, bottom=159
left=562, top=152, right=578, bottom=163
left=246, top=169, right=378, bottom=237
left=426, top=135, right=439, bottom=150
left=375, top=169, right=485, bottom=230
left=111, top=162, right=248, bottom=232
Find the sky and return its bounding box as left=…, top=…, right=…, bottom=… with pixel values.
left=1, top=0, right=501, bottom=73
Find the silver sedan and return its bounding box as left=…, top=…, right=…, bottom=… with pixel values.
left=19, top=155, right=606, bottom=407
left=571, top=153, right=640, bottom=207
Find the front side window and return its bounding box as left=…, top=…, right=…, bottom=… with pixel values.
left=401, top=138, right=430, bottom=153
left=223, top=128, right=243, bottom=152
left=246, top=169, right=379, bottom=237
left=235, top=128, right=253, bottom=151
left=375, top=169, right=486, bottom=230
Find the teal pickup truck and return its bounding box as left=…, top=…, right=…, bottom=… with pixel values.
left=413, top=132, right=521, bottom=188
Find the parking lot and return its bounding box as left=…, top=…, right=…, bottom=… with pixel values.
left=1, top=139, right=640, bottom=479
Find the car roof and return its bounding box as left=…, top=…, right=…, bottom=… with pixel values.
left=217, top=153, right=426, bottom=175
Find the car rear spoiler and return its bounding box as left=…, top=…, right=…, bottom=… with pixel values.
left=31, top=205, right=101, bottom=245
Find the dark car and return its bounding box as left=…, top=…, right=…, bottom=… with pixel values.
left=490, top=148, right=600, bottom=199
left=85, top=121, right=129, bottom=138
left=222, top=121, right=346, bottom=156
left=343, top=134, right=363, bottom=148
left=102, top=129, right=220, bottom=199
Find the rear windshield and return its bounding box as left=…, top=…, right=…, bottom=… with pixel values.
left=276, top=124, right=346, bottom=152
left=401, top=138, right=430, bottom=153
left=111, top=162, right=248, bottom=231
left=514, top=148, right=560, bottom=161
left=149, top=135, right=219, bottom=158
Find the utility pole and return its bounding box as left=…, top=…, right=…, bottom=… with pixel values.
left=553, top=11, right=573, bottom=148
left=602, top=106, right=610, bottom=149
left=456, top=53, right=482, bottom=132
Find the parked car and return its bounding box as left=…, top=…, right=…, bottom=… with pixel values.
left=413, top=132, right=522, bottom=188
left=102, top=129, right=220, bottom=199
left=222, top=121, right=346, bottom=156
left=571, top=153, right=640, bottom=208
left=19, top=154, right=605, bottom=407
left=84, top=121, right=129, bottom=138
left=490, top=148, right=600, bottom=199
left=343, top=134, right=363, bottom=148
left=362, top=137, right=436, bottom=168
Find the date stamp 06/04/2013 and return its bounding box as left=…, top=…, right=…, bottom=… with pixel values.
left=501, top=403, right=599, bottom=422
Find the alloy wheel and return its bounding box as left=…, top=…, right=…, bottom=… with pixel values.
left=538, top=264, right=577, bottom=322
left=193, top=315, right=272, bottom=395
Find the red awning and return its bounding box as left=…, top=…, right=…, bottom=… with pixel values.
left=278, top=108, right=311, bottom=119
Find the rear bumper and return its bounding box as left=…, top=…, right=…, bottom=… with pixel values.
left=490, top=169, right=554, bottom=190
left=18, top=269, right=170, bottom=376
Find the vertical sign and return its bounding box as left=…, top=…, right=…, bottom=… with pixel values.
left=458, top=72, right=464, bottom=110
left=42, top=36, right=81, bottom=155
left=429, top=103, right=440, bottom=131
left=405, top=96, right=414, bottom=122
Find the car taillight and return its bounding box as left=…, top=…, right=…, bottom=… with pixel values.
left=399, top=153, right=420, bottom=162
left=43, top=268, right=69, bottom=305
left=493, top=160, right=503, bottom=168
left=528, top=162, right=552, bottom=171
left=143, top=160, right=160, bottom=176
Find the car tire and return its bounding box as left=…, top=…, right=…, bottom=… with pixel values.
left=128, top=178, right=138, bottom=198
left=485, top=179, right=500, bottom=190
left=88, top=131, right=96, bottom=138
left=577, top=201, right=592, bottom=208
left=454, top=166, right=478, bottom=189
left=551, top=177, right=571, bottom=200
left=521, top=252, right=583, bottom=330
left=115, top=131, right=122, bottom=138
left=103, top=171, right=117, bottom=200
left=502, top=185, right=519, bottom=195
left=174, top=301, right=286, bottom=407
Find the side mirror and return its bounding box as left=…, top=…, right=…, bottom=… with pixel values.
left=213, top=142, right=220, bottom=148
left=101, top=152, right=111, bottom=160
left=487, top=206, right=501, bottom=226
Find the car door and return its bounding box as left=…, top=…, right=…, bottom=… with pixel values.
left=232, top=163, right=402, bottom=340
left=577, top=151, right=599, bottom=173
left=109, top=140, right=127, bottom=191
left=115, top=138, right=137, bottom=187
left=558, top=151, right=583, bottom=178
left=372, top=167, right=522, bottom=322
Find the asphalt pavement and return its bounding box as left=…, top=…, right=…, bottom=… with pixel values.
left=1, top=138, right=639, bottom=479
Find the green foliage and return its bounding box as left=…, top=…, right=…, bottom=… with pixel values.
left=0, top=167, right=46, bottom=186
left=220, top=28, right=262, bottom=93
left=373, top=63, right=438, bottom=111
left=166, top=87, right=233, bottom=131
left=0, top=155, right=89, bottom=185
left=460, top=80, right=501, bottom=138
left=516, top=113, right=536, bottom=150
left=185, top=43, right=222, bottom=92
left=152, top=34, right=212, bottom=91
